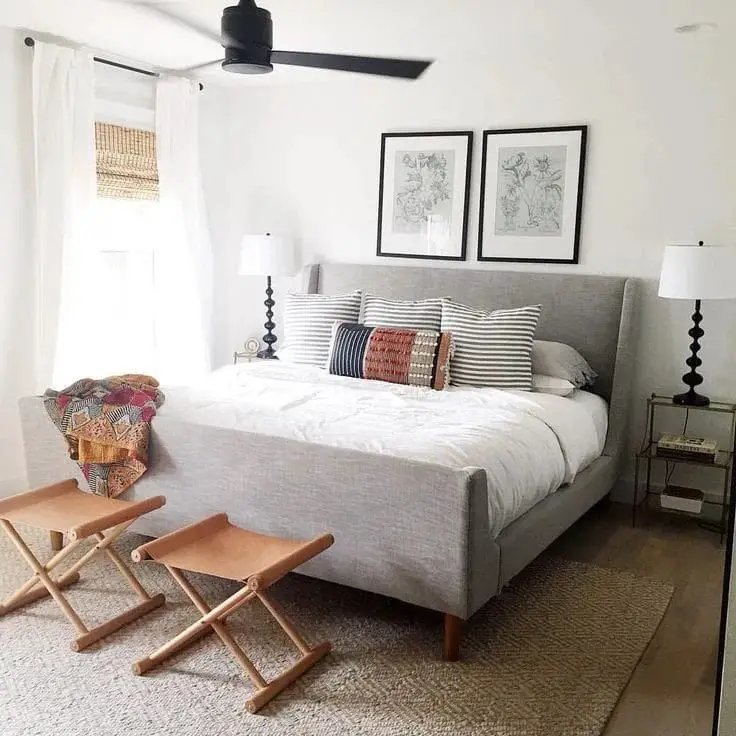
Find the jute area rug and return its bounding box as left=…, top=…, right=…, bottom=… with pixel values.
left=0, top=527, right=673, bottom=736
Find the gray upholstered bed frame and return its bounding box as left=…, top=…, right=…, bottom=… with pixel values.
left=17, top=263, right=638, bottom=660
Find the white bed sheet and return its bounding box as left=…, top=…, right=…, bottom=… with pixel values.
left=159, top=364, right=608, bottom=537
left=569, top=389, right=609, bottom=458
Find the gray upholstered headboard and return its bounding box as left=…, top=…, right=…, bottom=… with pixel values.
left=303, top=262, right=639, bottom=462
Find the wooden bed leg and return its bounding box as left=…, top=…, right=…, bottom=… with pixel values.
left=443, top=613, right=462, bottom=662
left=50, top=531, right=64, bottom=551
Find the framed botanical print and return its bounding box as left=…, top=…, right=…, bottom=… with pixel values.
left=478, top=125, right=587, bottom=264
left=377, top=131, right=473, bottom=261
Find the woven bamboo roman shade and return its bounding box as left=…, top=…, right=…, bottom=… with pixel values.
left=95, top=122, right=159, bottom=201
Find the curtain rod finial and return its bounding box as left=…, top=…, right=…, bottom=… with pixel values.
left=24, top=36, right=35, bottom=47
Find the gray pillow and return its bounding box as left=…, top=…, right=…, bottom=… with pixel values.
left=532, top=341, right=597, bottom=388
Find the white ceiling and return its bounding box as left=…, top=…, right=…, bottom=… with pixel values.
left=0, top=0, right=733, bottom=87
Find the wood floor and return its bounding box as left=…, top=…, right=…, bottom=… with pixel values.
left=550, top=501, right=725, bottom=736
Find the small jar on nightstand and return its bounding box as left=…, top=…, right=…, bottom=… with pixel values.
left=632, top=393, right=736, bottom=543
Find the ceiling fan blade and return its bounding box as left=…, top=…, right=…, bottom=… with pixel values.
left=270, top=51, right=432, bottom=79
left=178, top=59, right=227, bottom=74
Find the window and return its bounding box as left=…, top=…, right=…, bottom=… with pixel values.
left=82, top=197, right=167, bottom=377
left=55, top=121, right=163, bottom=381
left=52, top=69, right=211, bottom=386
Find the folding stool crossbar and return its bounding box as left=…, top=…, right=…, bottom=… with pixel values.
left=132, top=513, right=334, bottom=713
left=0, top=479, right=166, bottom=651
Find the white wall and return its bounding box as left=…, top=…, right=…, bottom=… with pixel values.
left=203, top=3, right=736, bottom=497
left=0, top=27, right=34, bottom=494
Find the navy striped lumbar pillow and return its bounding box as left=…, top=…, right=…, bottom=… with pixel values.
left=362, top=295, right=443, bottom=333
left=327, top=322, right=453, bottom=390
left=440, top=301, right=542, bottom=390
left=283, top=292, right=362, bottom=366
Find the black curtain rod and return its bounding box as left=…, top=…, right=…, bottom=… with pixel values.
left=24, top=36, right=204, bottom=91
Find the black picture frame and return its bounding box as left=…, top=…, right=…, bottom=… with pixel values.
left=376, top=131, right=473, bottom=261
left=477, top=124, right=587, bottom=264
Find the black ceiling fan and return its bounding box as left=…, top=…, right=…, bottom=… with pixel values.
left=160, top=0, right=433, bottom=80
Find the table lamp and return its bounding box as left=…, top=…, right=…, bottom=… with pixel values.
left=658, top=241, right=736, bottom=406
left=239, top=233, right=297, bottom=359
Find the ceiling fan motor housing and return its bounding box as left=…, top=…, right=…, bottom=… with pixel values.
left=222, top=0, right=274, bottom=74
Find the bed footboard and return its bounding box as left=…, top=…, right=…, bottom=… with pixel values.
left=18, top=397, right=497, bottom=621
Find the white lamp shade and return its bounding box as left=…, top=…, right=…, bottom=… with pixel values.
left=238, top=234, right=297, bottom=277
left=658, top=244, right=736, bottom=300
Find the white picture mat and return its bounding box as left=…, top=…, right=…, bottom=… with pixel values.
left=480, top=129, right=583, bottom=261
left=379, top=135, right=470, bottom=257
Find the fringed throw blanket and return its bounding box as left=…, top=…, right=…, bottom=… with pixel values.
left=43, top=374, right=165, bottom=498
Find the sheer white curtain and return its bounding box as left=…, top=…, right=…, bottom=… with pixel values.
left=154, top=78, right=213, bottom=382
left=31, top=41, right=97, bottom=388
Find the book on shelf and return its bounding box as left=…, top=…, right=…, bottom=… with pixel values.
left=656, top=433, right=718, bottom=463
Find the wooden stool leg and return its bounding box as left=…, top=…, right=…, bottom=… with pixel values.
left=58, top=519, right=136, bottom=582
left=246, top=642, right=332, bottom=714
left=94, top=533, right=152, bottom=601
left=0, top=520, right=88, bottom=636
left=69, top=527, right=165, bottom=651
left=1, top=571, right=81, bottom=615
left=256, top=591, right=311, bottom=654
left=244, top=589, right=332, bottom=713
left=167, top=567, right=267, bottom=689
left=133, top=571, right=258, bottom=679
left=73, top=594, right=165, bottom=651
left=135, top=604, right=238, bottom=674
left=134, top=624, right=215, bottom=675
left=50, top=531, right=64, bottom=551
left=1, top=538, right=84, bottom=613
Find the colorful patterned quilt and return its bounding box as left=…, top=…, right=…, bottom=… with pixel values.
left=43, top=375, right=165, bottom=498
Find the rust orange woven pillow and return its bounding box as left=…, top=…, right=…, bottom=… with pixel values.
left=327, top=322, right=453, bottom=390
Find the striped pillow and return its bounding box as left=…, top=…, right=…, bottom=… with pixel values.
left=441, top=301, right=542, bottom=390
left=283, top=291, right=362, bottom=366
left=327, top=322, right=453, bottom=390
left=363, top=295, right=443, bottom=332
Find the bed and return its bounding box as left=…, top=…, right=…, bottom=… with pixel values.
left=17, top=262, right=639, bottom=660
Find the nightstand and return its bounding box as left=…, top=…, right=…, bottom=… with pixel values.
left=633, top=393, right=736, bottom=543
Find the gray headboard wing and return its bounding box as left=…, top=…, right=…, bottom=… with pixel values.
left=303, top=262, right=638, bottom=461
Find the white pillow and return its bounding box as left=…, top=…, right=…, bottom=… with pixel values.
left=532, top=374, right=576, bottom=396
left=532, top=341, right=597, bottom=388
left=283, top=291, right=362, bottom=366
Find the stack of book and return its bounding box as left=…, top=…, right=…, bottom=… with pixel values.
left=656, top=434, right=718, bottom=463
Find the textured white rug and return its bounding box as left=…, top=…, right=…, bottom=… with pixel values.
left=0, top=527, right=673, bottom=736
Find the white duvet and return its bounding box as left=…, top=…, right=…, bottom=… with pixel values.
left=159, top=363, right=608, bottom=538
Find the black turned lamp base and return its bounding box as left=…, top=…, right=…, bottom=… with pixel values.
left=674, top=296, right=709, bottom=407
left=258, top=274, right=279, bottom=360
left=673, top=390, right=710, bottom=407
left=257, top=348, right=279, bottom=360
